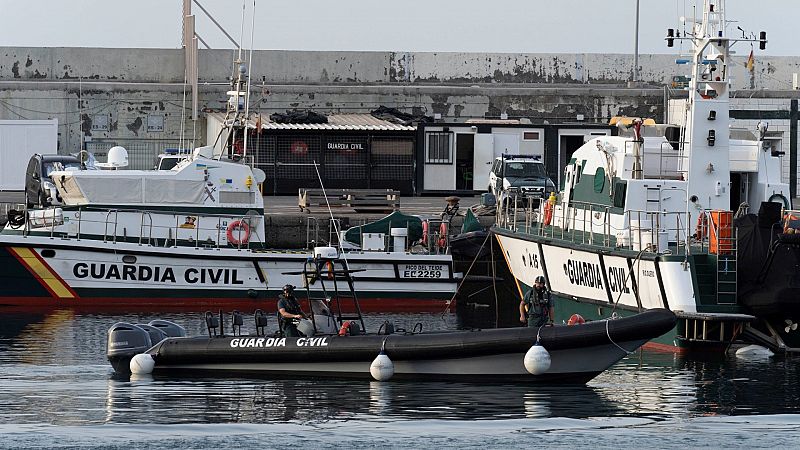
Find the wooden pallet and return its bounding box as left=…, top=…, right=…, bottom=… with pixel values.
left=298, top=188, right=400, bottom=213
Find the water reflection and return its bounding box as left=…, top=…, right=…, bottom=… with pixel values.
left=0, top=307, right=799, bottom=428
left=100, top=376, right=620, bottom=425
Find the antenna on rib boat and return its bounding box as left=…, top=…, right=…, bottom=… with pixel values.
left=311, top=161, right=349, bottom=266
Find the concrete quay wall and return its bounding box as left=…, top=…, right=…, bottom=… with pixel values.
left=2, top=47, right=798, bottom=90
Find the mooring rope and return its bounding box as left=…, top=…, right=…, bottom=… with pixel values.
left=441, top=228, right=492, bottom=319
left=605, top=317, right=634, bottom=355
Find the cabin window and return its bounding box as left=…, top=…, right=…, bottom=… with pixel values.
left=594, top=168, right=606, bottom=193
left=426, top=132, right=452, bottom=164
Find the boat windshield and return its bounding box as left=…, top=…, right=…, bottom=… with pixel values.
left=505, top=162, right=545, bottom=178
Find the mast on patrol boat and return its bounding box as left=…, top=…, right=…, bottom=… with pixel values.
left=666, top=0, right=767, bottom=219
left=220, top=0, right=255, bottom=162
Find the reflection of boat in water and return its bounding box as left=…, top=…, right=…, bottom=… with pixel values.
left=107, top=248, right=676, bottom=384
left=104, top=376, right=621, bottom=423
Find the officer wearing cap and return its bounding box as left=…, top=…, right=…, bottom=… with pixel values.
left=278, top=284, right=306, bottom=337
left=519, top=275, right=554, bottom=327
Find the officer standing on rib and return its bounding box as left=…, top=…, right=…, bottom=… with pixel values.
left=519, top=275, right=554, bottom=327
left=278, top=284, right=306, bottom=337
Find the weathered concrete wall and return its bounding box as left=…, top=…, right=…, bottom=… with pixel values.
left=2, top=47, right=799, bottom=90
left=0, top=82, right=204, bottom=163
left=1, top=47, right=797, bottom=178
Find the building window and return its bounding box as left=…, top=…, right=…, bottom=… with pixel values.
left=427, top=132, right=452, bottom=164
left=523, top=131, right=540, bottom=141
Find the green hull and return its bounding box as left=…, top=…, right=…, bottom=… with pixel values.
left=547, top=293, right=740, bottom=353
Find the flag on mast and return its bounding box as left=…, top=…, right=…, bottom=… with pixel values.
left=745, top=49, right=755, bottom=72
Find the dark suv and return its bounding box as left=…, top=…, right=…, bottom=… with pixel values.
left=25, top=154, right=82, bottom=207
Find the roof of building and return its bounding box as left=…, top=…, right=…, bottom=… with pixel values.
left=255, top=113, right=416, bottom=131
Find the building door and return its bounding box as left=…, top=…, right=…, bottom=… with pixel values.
left=557, top=134, right=586, bottom=186
left=473, top=134, right=494, bottom=191
left=455, top=134, right=475, bottom=190
left=493, top=133, right=519, bottom=157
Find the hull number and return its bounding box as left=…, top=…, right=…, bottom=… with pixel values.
left=399, top=264, right=445, bottom=279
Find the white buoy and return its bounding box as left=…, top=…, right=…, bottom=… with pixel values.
left=524, top=343, right=551, bottom=375
left=130, top=353, right=155, bottom=375
left=735, top=344, right=774, bottom=359
left=370, top=351, right=394, bottom=381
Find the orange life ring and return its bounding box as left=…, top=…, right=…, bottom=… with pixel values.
left=227, top=220, right=251, bottom=246
left=438, top=222, right=448, bottom=248
left=422, top=220, right=429, bottom=246
left=543, top=202, right=554, bottom=226
left=232, top=139, right=244, bottom=155
left=326, top=260, right=335, bottom=280
left=567, top=314, right=586, bottom=326
left=338, top=320, right=352, bottom=336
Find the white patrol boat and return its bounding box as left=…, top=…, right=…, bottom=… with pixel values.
left=493, top=0, right=792, bottom=352
left=0, top=56, right=457, bottom=310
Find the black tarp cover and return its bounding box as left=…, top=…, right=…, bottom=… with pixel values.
left=269, top=110, right=328, bottom=124
left=370, top=106, right=432, bottom=127
left=736, top=212, right=800, bottom=316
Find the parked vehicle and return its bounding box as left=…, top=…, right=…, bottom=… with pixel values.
left=488, top=155, right=555, bottom=200
left=24, top=154, right=82, bottom=207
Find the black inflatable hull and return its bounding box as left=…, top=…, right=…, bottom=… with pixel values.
left=449, top=231, right=491, bottom=261
left=116, top=309, right=676, bottom=383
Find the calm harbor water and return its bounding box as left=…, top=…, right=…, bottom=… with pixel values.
left=1, top=308, right=799, bottom=448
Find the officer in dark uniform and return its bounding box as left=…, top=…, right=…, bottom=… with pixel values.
left=519, top=275, right=554, bottom=327
left=277, top=284, right=306, bottom=337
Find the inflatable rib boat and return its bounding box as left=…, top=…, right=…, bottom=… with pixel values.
left=106, top=249, right=676, bottom=383
left=107, top=309, right=675, bottom=384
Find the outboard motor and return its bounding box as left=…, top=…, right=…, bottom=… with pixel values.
left=107, top=322, right=153, bottom=374
left=135, top=324, right=169, bottom=346
left=148, top=319, right=186, bottom=337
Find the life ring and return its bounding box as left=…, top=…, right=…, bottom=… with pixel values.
left=338, top=320, right=353, bottom=336
left=326, top=260, right=335, bottom=280
left=422, top=220, right=429, bottom=246
left=437, top=222, right=448, bottom=248
left=696, top=213, right=709, bottom=239
left=232, top=139, right=244, bottom=155
left=567, top=314, right=586, bottom=326
left=543, top=201, right=554, bottom=226
left=227, top=220, right=251, bottom=246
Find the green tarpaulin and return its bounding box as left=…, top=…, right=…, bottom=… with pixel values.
left=461, top=208, right=483, bottom=233
left=344, top=211, right=423, bottom=246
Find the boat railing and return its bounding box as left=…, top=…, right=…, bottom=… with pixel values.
left=304, top=216, right=342, bottom=250
left=498, top=196, right=692, bottom=256
left=139, top=212, right=153, bottom=246
left=22, top=206, right=262, bottom=250
left=103, top=210, right=120, bottom=244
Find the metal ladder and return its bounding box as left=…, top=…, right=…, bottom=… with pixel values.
left=301, top=256, right=365, bottom=333
left=713, top=218, right=737, bottom=304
